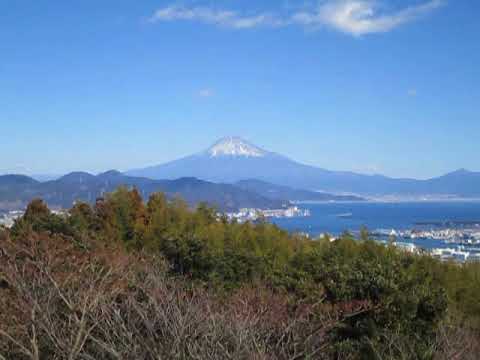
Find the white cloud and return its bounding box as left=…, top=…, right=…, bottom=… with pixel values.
left=149, top=1, right=445, bottom=36
left=150, top=6, right=284, bottom=29
left=408, top=89, right=417, bottom=97
left=198, top=88, right=214, bottom=97
left=299, top=0, right=446, bottom=36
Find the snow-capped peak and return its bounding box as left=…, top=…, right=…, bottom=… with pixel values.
left=207, top=137, right=267, bottom=158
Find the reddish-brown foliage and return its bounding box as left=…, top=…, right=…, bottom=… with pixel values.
left=1, top=229, right=478, bottom=359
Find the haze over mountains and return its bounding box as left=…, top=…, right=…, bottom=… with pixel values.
left=1, top=137, right=479, bottom=211
left=128, top=137, right=480, bottom=198
left=0, top=165, right=366, bottom=211
left=234, top=179, right=362, bottom=203
left=0, top=171, right=286, bottom=212
left=0, top=151, right=367, bottom=211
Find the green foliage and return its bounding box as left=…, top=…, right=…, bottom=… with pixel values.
left=10, top=199, right=72, bottom=237
left=360, top=225, right=370, bottom=242
left=303, top=238, right=448, bottom=356
left=9, top=189, right=480, bottom=359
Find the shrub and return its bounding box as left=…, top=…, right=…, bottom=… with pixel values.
left=2, top=192, right=479, bottom=359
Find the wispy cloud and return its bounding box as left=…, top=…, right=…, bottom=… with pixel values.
left=198, top=88, right=214, bottom=98
left=150, top=6, right=284, bottom=29
left=149, top=1, right=445, bottom=36
left=408, top=89, right=418, bottom=97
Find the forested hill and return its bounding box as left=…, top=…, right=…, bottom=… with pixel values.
left=1, top=190, right=479, bottom=358
left=0, top=171, right=285, bottom=211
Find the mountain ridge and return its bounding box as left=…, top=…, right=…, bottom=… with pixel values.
left=0, top=172, right=286, bottom=212
left=235, top=179, right=364, bottom=202
left=127, top=137, right=480, bottom=197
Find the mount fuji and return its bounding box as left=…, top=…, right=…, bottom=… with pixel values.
left=127, top=137, right=480, bottom=197
left=127, top=136, right=321, bottom=185
left=207, top=137, right=267, bottom=158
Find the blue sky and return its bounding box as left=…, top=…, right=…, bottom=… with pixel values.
left=0, top=0, right=478, bottom=179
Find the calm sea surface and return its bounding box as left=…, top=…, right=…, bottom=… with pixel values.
left=271, top=201, right=480, bottom=250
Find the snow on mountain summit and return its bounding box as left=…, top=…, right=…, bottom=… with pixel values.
left=207, top=137, right=267, bottom=158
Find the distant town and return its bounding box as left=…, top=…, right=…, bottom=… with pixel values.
left=0, top=210, right=23, bottom=228
left=225, top=206, right=311, bottom=222
left=371, top=226, right=480, bottom=263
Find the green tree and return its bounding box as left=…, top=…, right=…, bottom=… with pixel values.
left=360, top=226, right=369, bottom=241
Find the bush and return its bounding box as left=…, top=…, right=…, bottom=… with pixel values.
left=2, top=191, right=479, bottom=359
left=0, top=231, right=351, bottom=359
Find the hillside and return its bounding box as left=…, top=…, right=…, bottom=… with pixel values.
left=0, top=171, right=285, bottom=211
left=2, top=191, right=479, bottom=359
left=235, top=179, right=364, bottom=202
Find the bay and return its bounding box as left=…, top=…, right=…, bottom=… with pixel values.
left=271, top=201, right=480, bottom=252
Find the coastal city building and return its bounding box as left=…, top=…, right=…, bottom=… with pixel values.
left=226, top=206, right=310, bottom=223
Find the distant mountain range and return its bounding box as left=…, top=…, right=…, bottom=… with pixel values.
left=1, top=137, right=477, bottom=211
left=127, top=137, right=480, bottom=198
left=0, top=171, right=287, bottom=212
left=235, top=179, right=363, bottom=202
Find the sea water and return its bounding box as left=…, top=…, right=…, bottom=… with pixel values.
left=271, top=201, right=480, bottom=252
